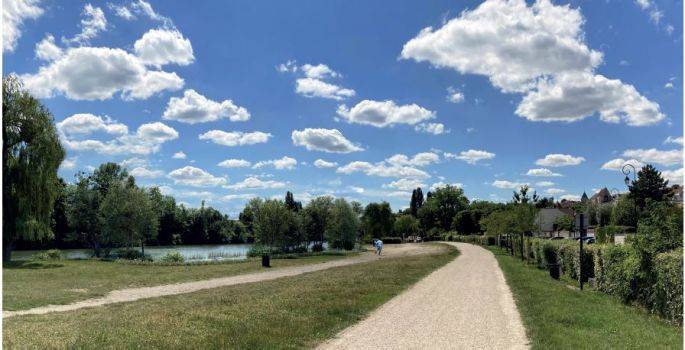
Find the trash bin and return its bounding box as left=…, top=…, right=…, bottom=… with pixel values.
left=548, top=263, right=560, bottom=280
left=262, top=254, right=270, bottom=268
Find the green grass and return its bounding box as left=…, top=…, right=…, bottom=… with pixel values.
left=3, top=253, right=357, bottom=311
left=488, top=246, right=682, bottom=349
left=3, top=244, right=457, bottom=349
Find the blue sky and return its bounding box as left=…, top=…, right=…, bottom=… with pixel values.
left=3, top=0, right=683, bottom=216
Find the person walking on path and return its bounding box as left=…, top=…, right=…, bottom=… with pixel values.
left=375, top=239, right=383, bottom=255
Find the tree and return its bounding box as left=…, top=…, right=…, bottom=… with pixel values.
left=68, top=173, right=106, bottom=256
left=100, top=183, right=158, bottom=255
left=451, top=210, right=479, bottom=234
left=597, top=204, right=612, bottom=227
left=479, top=210, right=513, bottom=237
left=510, top=204, right=537, bottom=234
left=284, top=191, right=302, bottom=212
left=3, top=75, right=65, bottom=261
left=535, top=197, right=555, bottom=209
left=326, top=198, right=359, bottom=250
left=394, top=215, right=419, bottom=240
left=553, top=215, right=574, bottom=233
left=362, top=202, right=394, bottom=239
left=51, top=179, right=72, bottom=248
left=302, top=196, right=334, bottom=250
left=512, top=185, right=539, bottom=204
left=409, top=187, right=424, bottom=217
left=418, top=185, right=469, bottom=232
left=628, top=164, right=672, bottom=209
left=253, top=199, right=289, bottom=249
left=611, top=195, right=638, bottom=228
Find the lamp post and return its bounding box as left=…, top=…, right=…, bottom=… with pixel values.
left=622, top=164, right=636, bottom=188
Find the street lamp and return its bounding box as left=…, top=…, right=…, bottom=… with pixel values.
left=622, top=163, right=636, bottom=188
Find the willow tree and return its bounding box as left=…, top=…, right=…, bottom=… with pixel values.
left=3, top=76, right=65, bottom=261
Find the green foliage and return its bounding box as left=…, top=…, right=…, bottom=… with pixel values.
left=553, top=215, right=574, bottom=232
left=628, top=164, right=672, bottom=209
left=302, top=196, right=334, bottom=247
left=409, top=187, right=424, bottom=217
left=393, top=214, right=419, bottom=239
left=3, top=75, right=65, bottom=261
left=611, top=195, right=638, bottom=227
left=451, top=209, right=480, bottom=234
left=326, top=198, right=358, bottom=250
left=417, top=185, right=469, bottom=232
left=159, top=251, right=185, bottom=263
left=594, top=244, right=639, bottom=302
left=253, top=199, right=291, bottom=249
left=479, top=210, right=514, bottom=236
left=652, top=249, right=683, bottom=324
left=595, top=225, right=623, bottom=243
left=512, top=185, right=539, bottom=204
left=31, top=249, right=63, bottom=261
left=100, top=183, right=158, bottom=249
left=114, top=248, right=151, bottom=261
left=362, top=201, right=394, bottom=239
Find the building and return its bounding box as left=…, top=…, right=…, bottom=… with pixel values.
left=534, top=208, right=589, bottom=238
left=590, top=188, right=613, bottom=205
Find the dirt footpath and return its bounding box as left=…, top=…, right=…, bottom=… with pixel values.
left=4, top=243, right=443, bottom=318
left=318, top=242, right=529, bottom=350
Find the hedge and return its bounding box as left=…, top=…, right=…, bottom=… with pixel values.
left=652, top=248, right=683, bottom=324
left=454, top=236, right=683, bottom=324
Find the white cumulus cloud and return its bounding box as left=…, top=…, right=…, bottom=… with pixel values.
left=535, top=153, right=585, bottom=167
left=163, top=89, right=250, bottom=124
left=445, top=149, right=495, bottom=164
left=224, top=176, right=286, bottom=190
left=168, top=166, right=227, bottom=187
left=253, top=156, right=297, bottom=170
left=291, top=128, right=363, bottom=153
left=218, top=159, right=251, bottom=168
left=133, top=29, right=194, bottom=67
left=622, top=148, right=682, bottom=166
left=314, top=159, right=338, bottom=168
left=526, top=168, right=562, bottom=177
left=3, top=0, right=44, bottom=53
left=337, top=100, right=435, bottom=128
left=199, top=130, right=271, bottom=147
left=63, top=4, right=107, bottom=45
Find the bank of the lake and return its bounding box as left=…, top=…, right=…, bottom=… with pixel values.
left=11, top=244, right=254, bottom=262
left=3, top=252, right=353, bottom=311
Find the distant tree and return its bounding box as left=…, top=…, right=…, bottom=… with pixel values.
left=535, top=197, right=555, bottom=209
left=587, top=203, right=599, bottom=226
left=3, top=75, right=65, bottom=261
left=628, top=164, right=671, bottom=209
left=303, top=196, right=334, bottom=250
left=284, top=191, right=302, bottom=212
left=419, top=185, right=469, bottom=232
left=362, top=202, right=394, bottom=239
left=511, top=204, right=537, bottom=234
left=68, top=173, right=106, bottom=256
left=611, top=195, right=638, bottom=228
left=326, top=198, right=359, bottom=250
left=451, top=210, right=479, bottom=234
left=512, top=185, right=539, bottom=204
left=394, top=214, right=419, bottom=240
left=553, top=215, right=574, bottom=233
left=479, top=210, right=514, bottom=237
left=597, top=204, right=612, bottom=227
left=410, top=187, right=424, bottom=217
left=51, top=179, right=72, bottom=248
left=100, top=183, right=158, bottom=255
left=253, top=199, right=289, bottom=250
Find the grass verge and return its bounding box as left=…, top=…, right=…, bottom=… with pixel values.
left=3, top=244, right=457, bottom=349
left=488, top=246, right=682, bottom=349
left=3, top=253, right=356, bottom=311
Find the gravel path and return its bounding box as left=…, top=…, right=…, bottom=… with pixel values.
left=318, top=242, right=529, bottom=350
left=4, top=244, right=442, bottom=319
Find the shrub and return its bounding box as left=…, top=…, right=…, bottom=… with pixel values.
left=159, top=251, right=185, bottom=263
left=596, top=225, right=624, bottom=243
left=114, top=248, right=152, bottom=261
left=380, top=237, right=402, bottom=244
left=542, top=241, right=558, bottom=267
left=32, top=249, right=63, bottom=260
left=652, top=249, right=683, bottom=324
left=595, top=244, right=639, bottom=302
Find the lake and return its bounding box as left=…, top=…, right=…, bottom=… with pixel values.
left=13, top=244, right=254, bottom=262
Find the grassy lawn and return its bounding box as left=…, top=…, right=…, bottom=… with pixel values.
left=4, top=244, right=457, bottom=349
left=488, top=246, right=682, bottom=349
left=3, top=253, right=357, bottom=311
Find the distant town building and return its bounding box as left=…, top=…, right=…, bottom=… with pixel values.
left=581, top=192, right=589, bottom=203
left=590, top=187, right=613, bottom=205
left=670, top=185, right=683, bottom=204
left=534, top=208, right=589, bottom=238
